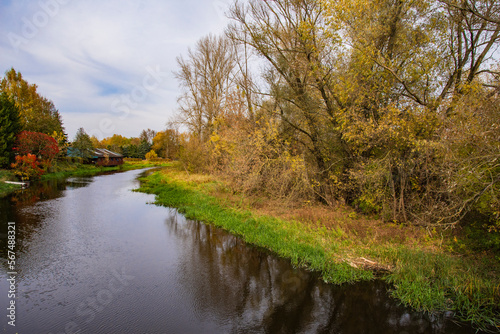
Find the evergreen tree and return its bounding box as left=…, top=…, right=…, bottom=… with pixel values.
left=137, top=140, right=151, bottom=159
left=128, top=144, right=138, bottom=158
left=0, top=92, right=21, bottom=167
left=72, top=128, right=94, bottom=159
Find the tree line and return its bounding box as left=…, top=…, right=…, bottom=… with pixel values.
left=72, top=127, right=180, bottom=160
left=173, top=0, right=500, bottom=228
left=0, top=68, right=177, bottom=179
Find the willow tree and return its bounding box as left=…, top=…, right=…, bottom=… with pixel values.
left=227, top=0, right=353, bottom=204
left=321, top=0, right=500, bottom=224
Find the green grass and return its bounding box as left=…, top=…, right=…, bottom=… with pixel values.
left=41, top=160, right=172, bottom=180
left=384, top=248, right=500, bottom=329
left=136, top=168, right=500, bottom=332
left=0, top=160, right=173, bottom=197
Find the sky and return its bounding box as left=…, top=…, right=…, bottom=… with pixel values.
left=0, top=0, right=233, bottom=140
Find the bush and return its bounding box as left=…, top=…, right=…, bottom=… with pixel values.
left=145, top=150, right=158, bottom=160
left=210, top=115, right=313, bottom=203
left=178, top=135, right=210, bottom=173
left=11, top=154, right=44, bottom=180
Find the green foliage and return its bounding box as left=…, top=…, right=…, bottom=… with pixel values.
left=137, top=140, right=151, bottom=159
left=385, top=248, right=500, bottom=331
left=71, top=128, right=94, bottom=159
left=0, top=169, right=20, bottom=197
left=457, top=214, right=500, bottom=254
left=0, top=92, right=21, bottom=167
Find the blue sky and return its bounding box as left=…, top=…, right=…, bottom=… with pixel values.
left=0, top=0, right=232, bottom=139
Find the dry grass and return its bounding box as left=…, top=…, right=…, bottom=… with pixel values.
left=206, top=181, right=433, bottom=250
left=158, top=164, right=451, bottom=256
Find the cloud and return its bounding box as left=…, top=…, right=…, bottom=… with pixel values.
left=0, top=0, right=233, bottom=139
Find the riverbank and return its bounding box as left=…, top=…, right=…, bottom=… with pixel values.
left=40, top=160, right=171, bottom=180
left=136, top=164, right=500, bottom=331
left=0, top=160, right=171, bottom=197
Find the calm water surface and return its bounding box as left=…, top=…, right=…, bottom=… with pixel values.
left=0, top=169, right=481, bottom=333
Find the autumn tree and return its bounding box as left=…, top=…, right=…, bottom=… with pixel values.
left=227, top=0, right=351, bottom=204
left=152, top=128, right=180, bottom=159
left=145, top=149, right=158, bottom=160
left=0, top=68, right=66, bottom=136
left=90, top=135, right=103, bottom=148
left=436, top=85, right=500, bottom=227
left=100, top=134, right=130, bottom=154
left=0, top=92, right=21, bottom=167
left=11, top=153, right=44, bottom=180
left=50, top=130, right=68, bottom=159
left=319, top=0, right=500, bottom=224
left=14, top=131, right=59, bottom=169
left=173, top=0, right=499, bottom=227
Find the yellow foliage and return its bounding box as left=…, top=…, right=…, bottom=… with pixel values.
left=145, top=150, right=158, bottom=160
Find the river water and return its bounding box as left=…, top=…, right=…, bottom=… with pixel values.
left=0, top=169, right=480, bottom=333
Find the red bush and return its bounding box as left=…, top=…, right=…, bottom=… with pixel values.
left=14, top=131, right=59, bottom=167
left=10, top=154, right=44, bottom=180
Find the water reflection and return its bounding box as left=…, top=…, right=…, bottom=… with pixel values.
left=166, top=211, right=477, bottom=334
left=6, top=176, right=92, bottom=206
left=0, top=177, right=94, bottom=262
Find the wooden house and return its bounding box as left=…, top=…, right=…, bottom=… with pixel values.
left=67, top=147, right=124, bottom=166
left=91, top=148, right=124, bottom=166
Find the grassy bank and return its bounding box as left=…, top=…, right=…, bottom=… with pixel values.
left=136, top=164, right=500, bottom=331
left=40, top=160, right=172, bottom=180
left=0, top=160, right=172, bottom=196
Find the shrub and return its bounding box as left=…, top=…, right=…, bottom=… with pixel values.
left=145, top=150, right=158, bottom=160
left=11, top=154, right=44, bottom=180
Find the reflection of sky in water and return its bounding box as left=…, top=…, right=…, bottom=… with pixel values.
left=0, top=169, right=481, bottom=334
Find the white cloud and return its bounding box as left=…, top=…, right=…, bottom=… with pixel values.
left=0, top=0, right=233, bottom=139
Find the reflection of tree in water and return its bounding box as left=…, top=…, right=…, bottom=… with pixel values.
left=165, top=211, right=477, bottom=334
left=8, top=177, right=92, bottom=207
left=0, top=177, right=92, bottom=265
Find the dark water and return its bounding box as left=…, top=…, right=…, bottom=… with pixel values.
left=0, top=169, right=480, bottom=334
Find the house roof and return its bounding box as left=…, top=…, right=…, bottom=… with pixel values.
left=93, top=148, right=123, bottom=158
left=67, top=147, right=123, bottom=158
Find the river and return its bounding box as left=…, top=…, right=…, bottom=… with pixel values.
left=0, top=169, right=480, bottom=333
